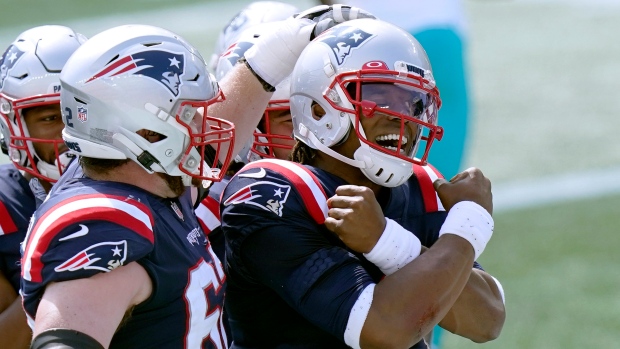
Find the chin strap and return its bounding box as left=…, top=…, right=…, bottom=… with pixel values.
left=298, top=123, right=366, bottom=168
left=37, top=151, right=75, bottom=181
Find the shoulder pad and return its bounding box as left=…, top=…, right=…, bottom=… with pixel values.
left=229, top=159, right=328, bottom=224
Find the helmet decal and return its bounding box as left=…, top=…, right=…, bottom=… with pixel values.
left=87, top=50, right=185, bottom=96
left=77, top=105, right=88, bottom=123
left=222, top=41, right=254, bottom=67
left=319, top=26, right=374, bottom=65
left=0, top=45, right=25, bottom=88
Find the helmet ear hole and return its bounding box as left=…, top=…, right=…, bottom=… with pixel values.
left=311, top=102, right=326, bottom=121
left=136, top=129, right=166, bottom=143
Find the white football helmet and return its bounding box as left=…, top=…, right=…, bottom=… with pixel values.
left=216, top=21, right=295, bottom=163
left=208, top=1, right=299, bottom=71
left=0, top=25, right=86, bottom=182
left=290, top=19, right=443, bottom=187
left=60, top=24, right=235, bottom=183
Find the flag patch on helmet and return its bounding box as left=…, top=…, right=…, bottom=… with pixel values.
left=77, top=105, right=88, bottom=122
left=86, top=50, right=185, bottom=96
left=319, top=26, right=374, bottom=65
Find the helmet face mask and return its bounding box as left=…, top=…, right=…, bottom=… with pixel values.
left=290, top=19, right=444, bottom=187
left=60, top=24, right=235, bottom=183
left=0, top=25, right=85, bottom=183
left=329, top=69, right=442, bottom=166
left=251, top=98, right=295, bottom=160
left=174, top=97, right=235, bottom=181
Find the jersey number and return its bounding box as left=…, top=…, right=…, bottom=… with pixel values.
left=184, top=252, right=227, bottom=349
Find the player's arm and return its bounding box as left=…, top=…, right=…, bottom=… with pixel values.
left=0, top=272, right=30, bottom=349
left=0, top=271, right=15, bottom=312
left=210, top=61, right=273, bottom=160
left=438, top=268, right=505, bottom=342
left=32, top=262, right=151, bottom=349
left=326, top=168, right=494, bottom=348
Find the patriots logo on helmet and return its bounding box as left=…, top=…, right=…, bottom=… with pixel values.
left=86, top=50, right=185, bottom=96
left=221, top=41, right=254, bottom=67
left=54, top=240, right=128, bottom=273
left=319, top=26, right=374, bottom=65
left=224, top=180, right=291, bottom=217
left=0, top=45, right=25, bottom=88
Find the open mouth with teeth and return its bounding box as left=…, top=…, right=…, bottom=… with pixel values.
left=375, top=133, right=411, bottom=155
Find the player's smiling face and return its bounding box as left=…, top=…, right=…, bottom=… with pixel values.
left=358, top=83, right=422, bottom=157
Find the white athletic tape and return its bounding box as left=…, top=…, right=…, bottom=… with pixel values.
left=439, top=201, right=494, bottom=260
left=363, top=218, right=422, bottom=275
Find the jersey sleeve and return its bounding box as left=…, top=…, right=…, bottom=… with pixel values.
left=195, top=181, right=226, bottom=263
left=21, top=193, right=156, bottom=318
left=221, top=160, right=374, bottom=342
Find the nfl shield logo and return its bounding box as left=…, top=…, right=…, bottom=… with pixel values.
left=77, top=106, right=88, bottom=122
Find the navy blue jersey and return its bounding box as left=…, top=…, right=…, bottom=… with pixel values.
left=21, top=161, right=228, bottom=349
left=196, top=177, right=232, bottom=347
left=0, top=164, right=35, bottom=292
left=220, top=159, right=450, bottom=349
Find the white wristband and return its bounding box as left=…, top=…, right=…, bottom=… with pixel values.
left=244, top=17, right=314, bottom=88
left=363, top=218, right=422, bottom=275
left=439, top=201, right=494, bottom=260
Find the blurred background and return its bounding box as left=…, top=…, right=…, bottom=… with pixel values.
left=1, top=0, right=619, bottom=347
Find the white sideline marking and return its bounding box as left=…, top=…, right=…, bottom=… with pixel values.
left=493, top=166, right=620, bottom=212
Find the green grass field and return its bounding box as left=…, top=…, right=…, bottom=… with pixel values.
left=1, top=0, right=619, bottom=347
left=445, top=192, right=620, bottom=348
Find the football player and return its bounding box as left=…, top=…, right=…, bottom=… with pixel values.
left=220, top=19, right=506, bottom=348
left=21, top=5, right=375, bottom=348
left=0, top=25, right=86, bottom=349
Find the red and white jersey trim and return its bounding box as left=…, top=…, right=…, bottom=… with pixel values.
left=413, top=164, right=445, bottom=213
left=22, top=194, right=154, bottom=282
left=238, top=159, right=329, bottom=224
left=0, top=200, right=18, bottom=235
left=196, top=196, right=221, bottom=234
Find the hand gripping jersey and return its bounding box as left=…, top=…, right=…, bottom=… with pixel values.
left=220, top=159, right=458, bottom=349
left=21, top=162, right=228, bottom=349
left=0, top=164, right=36, bottom=292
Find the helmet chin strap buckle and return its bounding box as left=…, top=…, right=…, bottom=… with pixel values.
left=112, top=133, right=159, bottom=173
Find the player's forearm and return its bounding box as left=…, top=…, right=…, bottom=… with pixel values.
left=0, top=272, right=17, bottom=312
left=211, top=62, right=273, bottom=160
left=439, top=268, right=505, bottom=342
left=0, top=297, right=32, bottom=349
left=360, top=234, right=475, bottom=348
